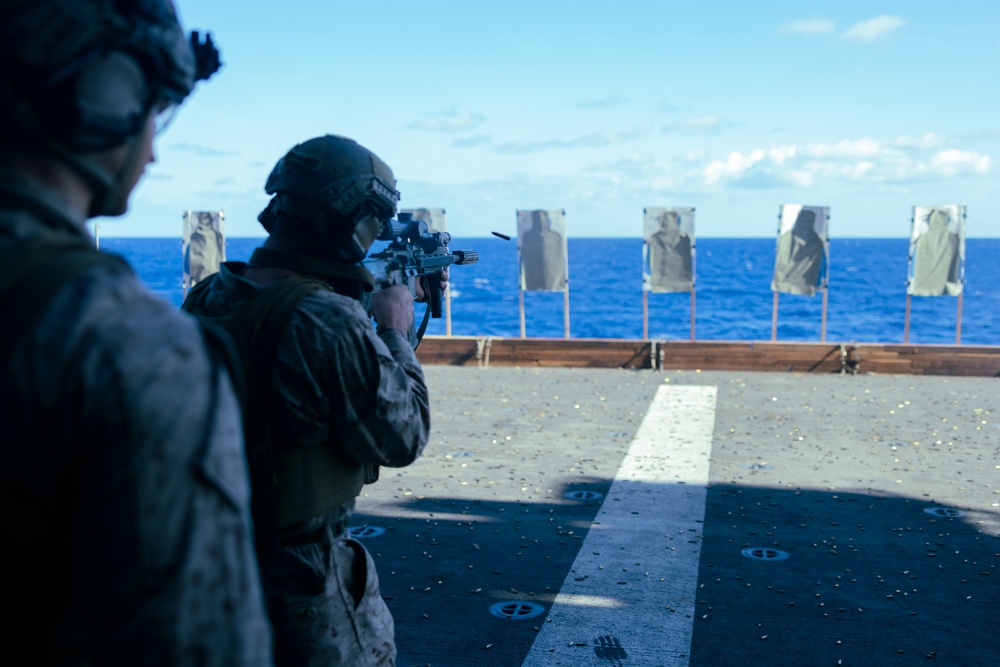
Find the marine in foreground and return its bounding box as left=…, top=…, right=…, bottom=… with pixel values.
left=0, top=1, right=272, bottom=663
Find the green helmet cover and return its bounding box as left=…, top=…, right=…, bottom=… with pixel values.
left=263, top=135, right=400, bottom=230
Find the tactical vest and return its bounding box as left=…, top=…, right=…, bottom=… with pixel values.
left=182, top=272, right=371, bottom=533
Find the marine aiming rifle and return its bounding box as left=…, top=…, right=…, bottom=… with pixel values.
left=363, top=212, right=478, bottom=345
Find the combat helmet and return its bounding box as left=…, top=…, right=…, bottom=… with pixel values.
left=259, top=135, right=400, bottom=264
left=0, top=0, right=220, bottom=213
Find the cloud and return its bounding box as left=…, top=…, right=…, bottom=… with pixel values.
left=930, top=149, right=990, bottom=176
left=956, top=129, right=1000, bottom=142
left=662, top=116, right=741, bottom=136
left=584, top=153, right=658, bottom=176
left=493, top=125, right=651, bottom=154
left=888, top=132, right=945, bottom=150
left=399, top=129, right=993, bottom=239
left=405, top=109, right=486, bottom=133
left=577, top=96, right=629, bottom=109
left=841, top=16, right=906, bottom=43
left=704, top=147, right=812, bottom=189
left=407, top=131, right=991, bottom=235
left=169, top=143, right=238, bottom=157
left=680, top=150, right=708, bottom=162
left=698, top=134, right=990, bottom=190
left=779, top=18, right=836, bottom=35
left=452, top=134, right=493, bottom=148
left=801, top=138, right=885, bottom=158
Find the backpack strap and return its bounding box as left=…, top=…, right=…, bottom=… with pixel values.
left=0, top=235, right=128, bottom=372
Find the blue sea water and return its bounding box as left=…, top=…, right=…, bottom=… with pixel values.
left=100, top=236, right=1000, bottom=346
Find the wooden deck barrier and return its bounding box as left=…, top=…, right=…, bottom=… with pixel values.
left=415, top=336, right=1000, bottom=377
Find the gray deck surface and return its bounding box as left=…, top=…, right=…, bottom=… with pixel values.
left=352, top=366, right=999, bottom=667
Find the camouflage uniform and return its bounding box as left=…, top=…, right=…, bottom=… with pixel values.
left=188, top=261, right=431, bottom=667
left=0, top=171, right=273, bottom=665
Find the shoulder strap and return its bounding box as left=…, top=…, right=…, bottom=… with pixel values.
left=0, top=235, right=128, bottom=371
left=185, top=274, right=329, bottom=450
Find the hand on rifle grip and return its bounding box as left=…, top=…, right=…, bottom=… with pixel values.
left=426, top=272, right=443, bottom=318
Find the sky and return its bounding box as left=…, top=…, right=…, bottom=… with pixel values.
left=108, top=1, right=1000, bottom=238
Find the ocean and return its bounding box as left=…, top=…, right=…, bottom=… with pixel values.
left=99, top=236, right=1000, bottom=346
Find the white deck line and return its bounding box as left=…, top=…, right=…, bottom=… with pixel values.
left=522, top=384, right=717, bottom=666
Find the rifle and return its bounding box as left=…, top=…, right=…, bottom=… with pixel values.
left=363, top=212, right=478, bottom=345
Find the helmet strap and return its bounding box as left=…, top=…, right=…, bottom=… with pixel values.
left=37, top=115, right=149, bottom=218
left=90, top=123, right=148, bottom=217
left=348, top=204, right=384, bottom=262
left=35, top=135, right=116, bottom=213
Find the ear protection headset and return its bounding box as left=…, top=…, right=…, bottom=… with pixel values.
left=38, top=50, right=151, bottom=153
left=258, top=197, right=386, bottom=264
left=1, top=0, right=221, bottom=153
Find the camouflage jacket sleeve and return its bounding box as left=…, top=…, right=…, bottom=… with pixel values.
left=1, top=259, right=273, bottom=665
left=269, top=289, right=431, bottom=468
